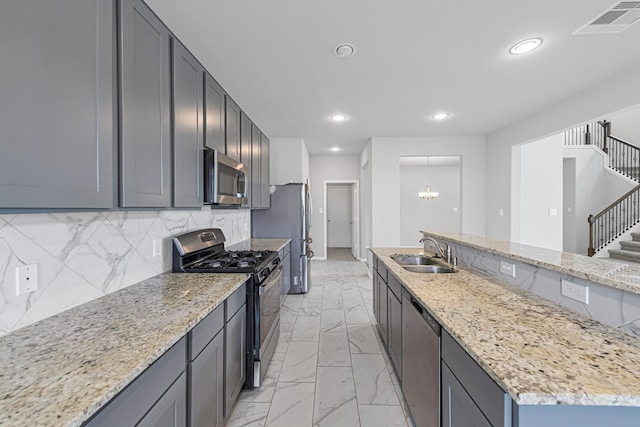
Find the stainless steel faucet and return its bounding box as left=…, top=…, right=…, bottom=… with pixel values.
left=420, top=236, right=451, bottom=264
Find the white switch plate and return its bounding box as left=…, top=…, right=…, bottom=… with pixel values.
left=549, top=208, right=558, bottom=216
left=562, top=279, right=589, bottom=304
left=498, top=208, right=504, bottom=217
left=16, top=264, right=38, bottom=296
left=153, top=239, right=162, bottom=258
left=452, top=207, right=458, bottom=212
left=319, top=207, right=323, bottom=214
left=499, top=260, right=516, bottom=277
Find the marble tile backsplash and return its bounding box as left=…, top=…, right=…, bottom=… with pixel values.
left=0, top=208, right=250, bottom=336
left=445, top=241, right=640, bottom=337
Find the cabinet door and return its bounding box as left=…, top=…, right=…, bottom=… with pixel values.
left=388, top=291, right=402, bottom=376
left=138, top=373, right=187, bottom=427
left=378, top=277, right=388, bottom=345
left=442, top=363, right=492, bottom=427
left=372, top=271, right=379, bottom=322
left=225, top=97, right=241, bottom=161
left=250, top=125, right=262, bottom=208
left=190, top=330, right=224, bottom=427
left=260, top=134, right=270, bottom=208
left=240, top=112, right=253, bottom=208
left=0, top=0, right=114, bottom=208
left=283, top=247, right=291, bottom=304
left=172, top=39, right=203, bottom=208
left=204, top=73, right=226, bottom=152
left=120, top=0, right=172, bottom=207
left=225, top=304, right=247, bottom=417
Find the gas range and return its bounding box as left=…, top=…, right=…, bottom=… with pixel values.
left=171, top=228, right=281, bottom=389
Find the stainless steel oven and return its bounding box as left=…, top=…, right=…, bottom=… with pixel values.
left=255, top=262, right=281, bottom=384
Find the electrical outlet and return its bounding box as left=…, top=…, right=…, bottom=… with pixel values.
left=549, top=208, right=558, bottom=216
left=499, top=260, right=516, bottom=278
left=153, top=239, right=162, bottom=258
left=16, top=264, right=38, bottom=296
left=562, top=279, right=589, bottom=304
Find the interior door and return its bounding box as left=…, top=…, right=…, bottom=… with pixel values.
left=327, top=185, right=352, bottom=248
left=351, top=184, right=359, bottom=259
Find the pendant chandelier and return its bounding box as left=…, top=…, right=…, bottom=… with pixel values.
left=418, top=156, right=439, bottom=200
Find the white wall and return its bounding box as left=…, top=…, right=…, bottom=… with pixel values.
left=519, top=134, right=564, bottom=250
left=608, top=104, right=640, bottom=146
left=485, top=62, right=640, bottom=241
left=399, top=163, right=461, bottom=246
left=309, top=155, right=360, bottom=259
left=269, top=138, right=310, bottom=185
left=371, top=136, right=486, bottom=248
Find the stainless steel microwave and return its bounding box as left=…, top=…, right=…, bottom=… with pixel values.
left=204, top=150, right=247, bottom=205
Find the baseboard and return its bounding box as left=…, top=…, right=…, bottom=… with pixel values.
left=312, top=256, right=327, bottom=261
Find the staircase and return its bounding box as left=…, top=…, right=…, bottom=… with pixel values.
left=609, top=233, right=640, bottom=263
left=566, top=120, right=640, bottom=258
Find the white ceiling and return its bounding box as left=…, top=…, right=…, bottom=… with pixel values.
left=147, top=0, right=640, bottom=155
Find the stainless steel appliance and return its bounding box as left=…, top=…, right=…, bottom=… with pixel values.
left=251, top=183, right=313, bottom=294
left=172, top=228, right=280, bottom=388
left=204, top=149, right=247, bottom=205
left=402, top=290, right=441, bottom=427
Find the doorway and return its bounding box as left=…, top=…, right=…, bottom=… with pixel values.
left=324, top=180, right=360, bottom=260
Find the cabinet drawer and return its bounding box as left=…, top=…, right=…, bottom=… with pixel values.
left=190, top=304, right=224, bottom=360
left=86, top=337, right=186, bottom=426
left=442, top=331, right=509, bottom=427
left=388, top=274, right=402, bottom=300
left=377, top=263, right=388, bottom=284
left=226, top=283, right=246, bottom=322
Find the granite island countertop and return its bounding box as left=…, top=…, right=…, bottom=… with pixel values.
left=371, top=247, right=640, bottom=407
left=421, top=230, right=640, bottom=294
left=0, top=272, right=249, bottom=427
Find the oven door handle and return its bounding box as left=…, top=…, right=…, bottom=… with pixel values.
left=259, top=265, right=282, bottom=295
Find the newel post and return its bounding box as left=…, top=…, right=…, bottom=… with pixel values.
left=603, top=120, right=610, bottom=154
left=588, top=214, right=595, bottom=257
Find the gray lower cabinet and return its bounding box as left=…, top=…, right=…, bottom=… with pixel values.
left=240, top=113, right=253, bottom=208
left=442, top=363, right=492, bottom=427
left=260, top=134, right=271, bottom=209
left=225, top=97, right=241, bottom=162
left=84, top=338, right=187, bottom=427
left=224, top=288, right=247, bottom=417
left=172, top=39, right=204, bottom=208
left=377, top=272, right=388, bottom=345
left=0, top=0, right=115, bottom=209
left=279, top=243, right=292, bottom=305
left=387, top=275, right=402, bottom=376
left=119, top=0, right=172, bottom=207
left=204, top=73, right=226, bottom=152
left=372, top=270, right=379, bottom=321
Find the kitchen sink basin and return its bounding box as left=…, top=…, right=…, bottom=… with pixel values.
left=390, top=254, right=439, bottom=265
left=402, top=265, right=457, bottom=274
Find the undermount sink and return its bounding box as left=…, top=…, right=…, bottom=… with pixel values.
left=402, top=265, right=457, bottom=274
left=390, top=254, right=439, bottom=265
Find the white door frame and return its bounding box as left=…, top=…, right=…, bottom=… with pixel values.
left=324, top=180, right=360, bottom=260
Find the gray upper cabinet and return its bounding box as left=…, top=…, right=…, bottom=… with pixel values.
left=0, top=0, right=115, bottom=209
left=259, top=134, right=271, bottom=209
left=119, top=0, right=172, bottom=208
left=225, top=97, right=241, bottom=161
left=240, top=113, right=253, bottom=208
left=250, top=125, right=262, bottom=208
left=172, top=39, right=204, bottom=208
left=204, top=73, right=226, bottom=152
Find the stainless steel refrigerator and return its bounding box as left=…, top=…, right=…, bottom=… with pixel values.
left=251, top=183, right=312, bottom=293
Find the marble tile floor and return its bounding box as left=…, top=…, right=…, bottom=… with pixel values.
left=227, top=255, right=414, bottom=427
left=327, top=248, right=357, bottom=261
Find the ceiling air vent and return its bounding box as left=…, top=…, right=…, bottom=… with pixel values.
left=573, top=1, right=640, bottom=34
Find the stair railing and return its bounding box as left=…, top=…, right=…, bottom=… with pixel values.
left=588, top=184, right=640, bottom=256
left=606, top=135, right=640, bottom=181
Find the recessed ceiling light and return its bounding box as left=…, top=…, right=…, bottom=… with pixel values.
left=431, top=112, right=450, bottom=120
left=330, top=147, right=342, bottom=152
left=333, top=43, right=357, bottom=59
left=330, top=114, right=347, bottom=122
left=509, top=38, right=542, bottom=55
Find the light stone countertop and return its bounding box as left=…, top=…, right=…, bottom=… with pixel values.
left=227, top=238, right=292, bottom=253
left=372, top=247, right=640, bottom=406
left=0, top=272, right=249, bottom=427
left=421, top=230, right=640, bottom=294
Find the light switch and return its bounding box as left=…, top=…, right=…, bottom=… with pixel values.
left=319, top=207, right=323, bottom=214
left=498, top=208, right=504, bottom=217
left=452, top=207, right=458, bottom=212
left=153, top=239, right=162, bottom=258
left=549, top=208, right=558, bottom=216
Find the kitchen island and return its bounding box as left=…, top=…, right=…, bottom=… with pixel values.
left=371, top=244, right=640, bottom=426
